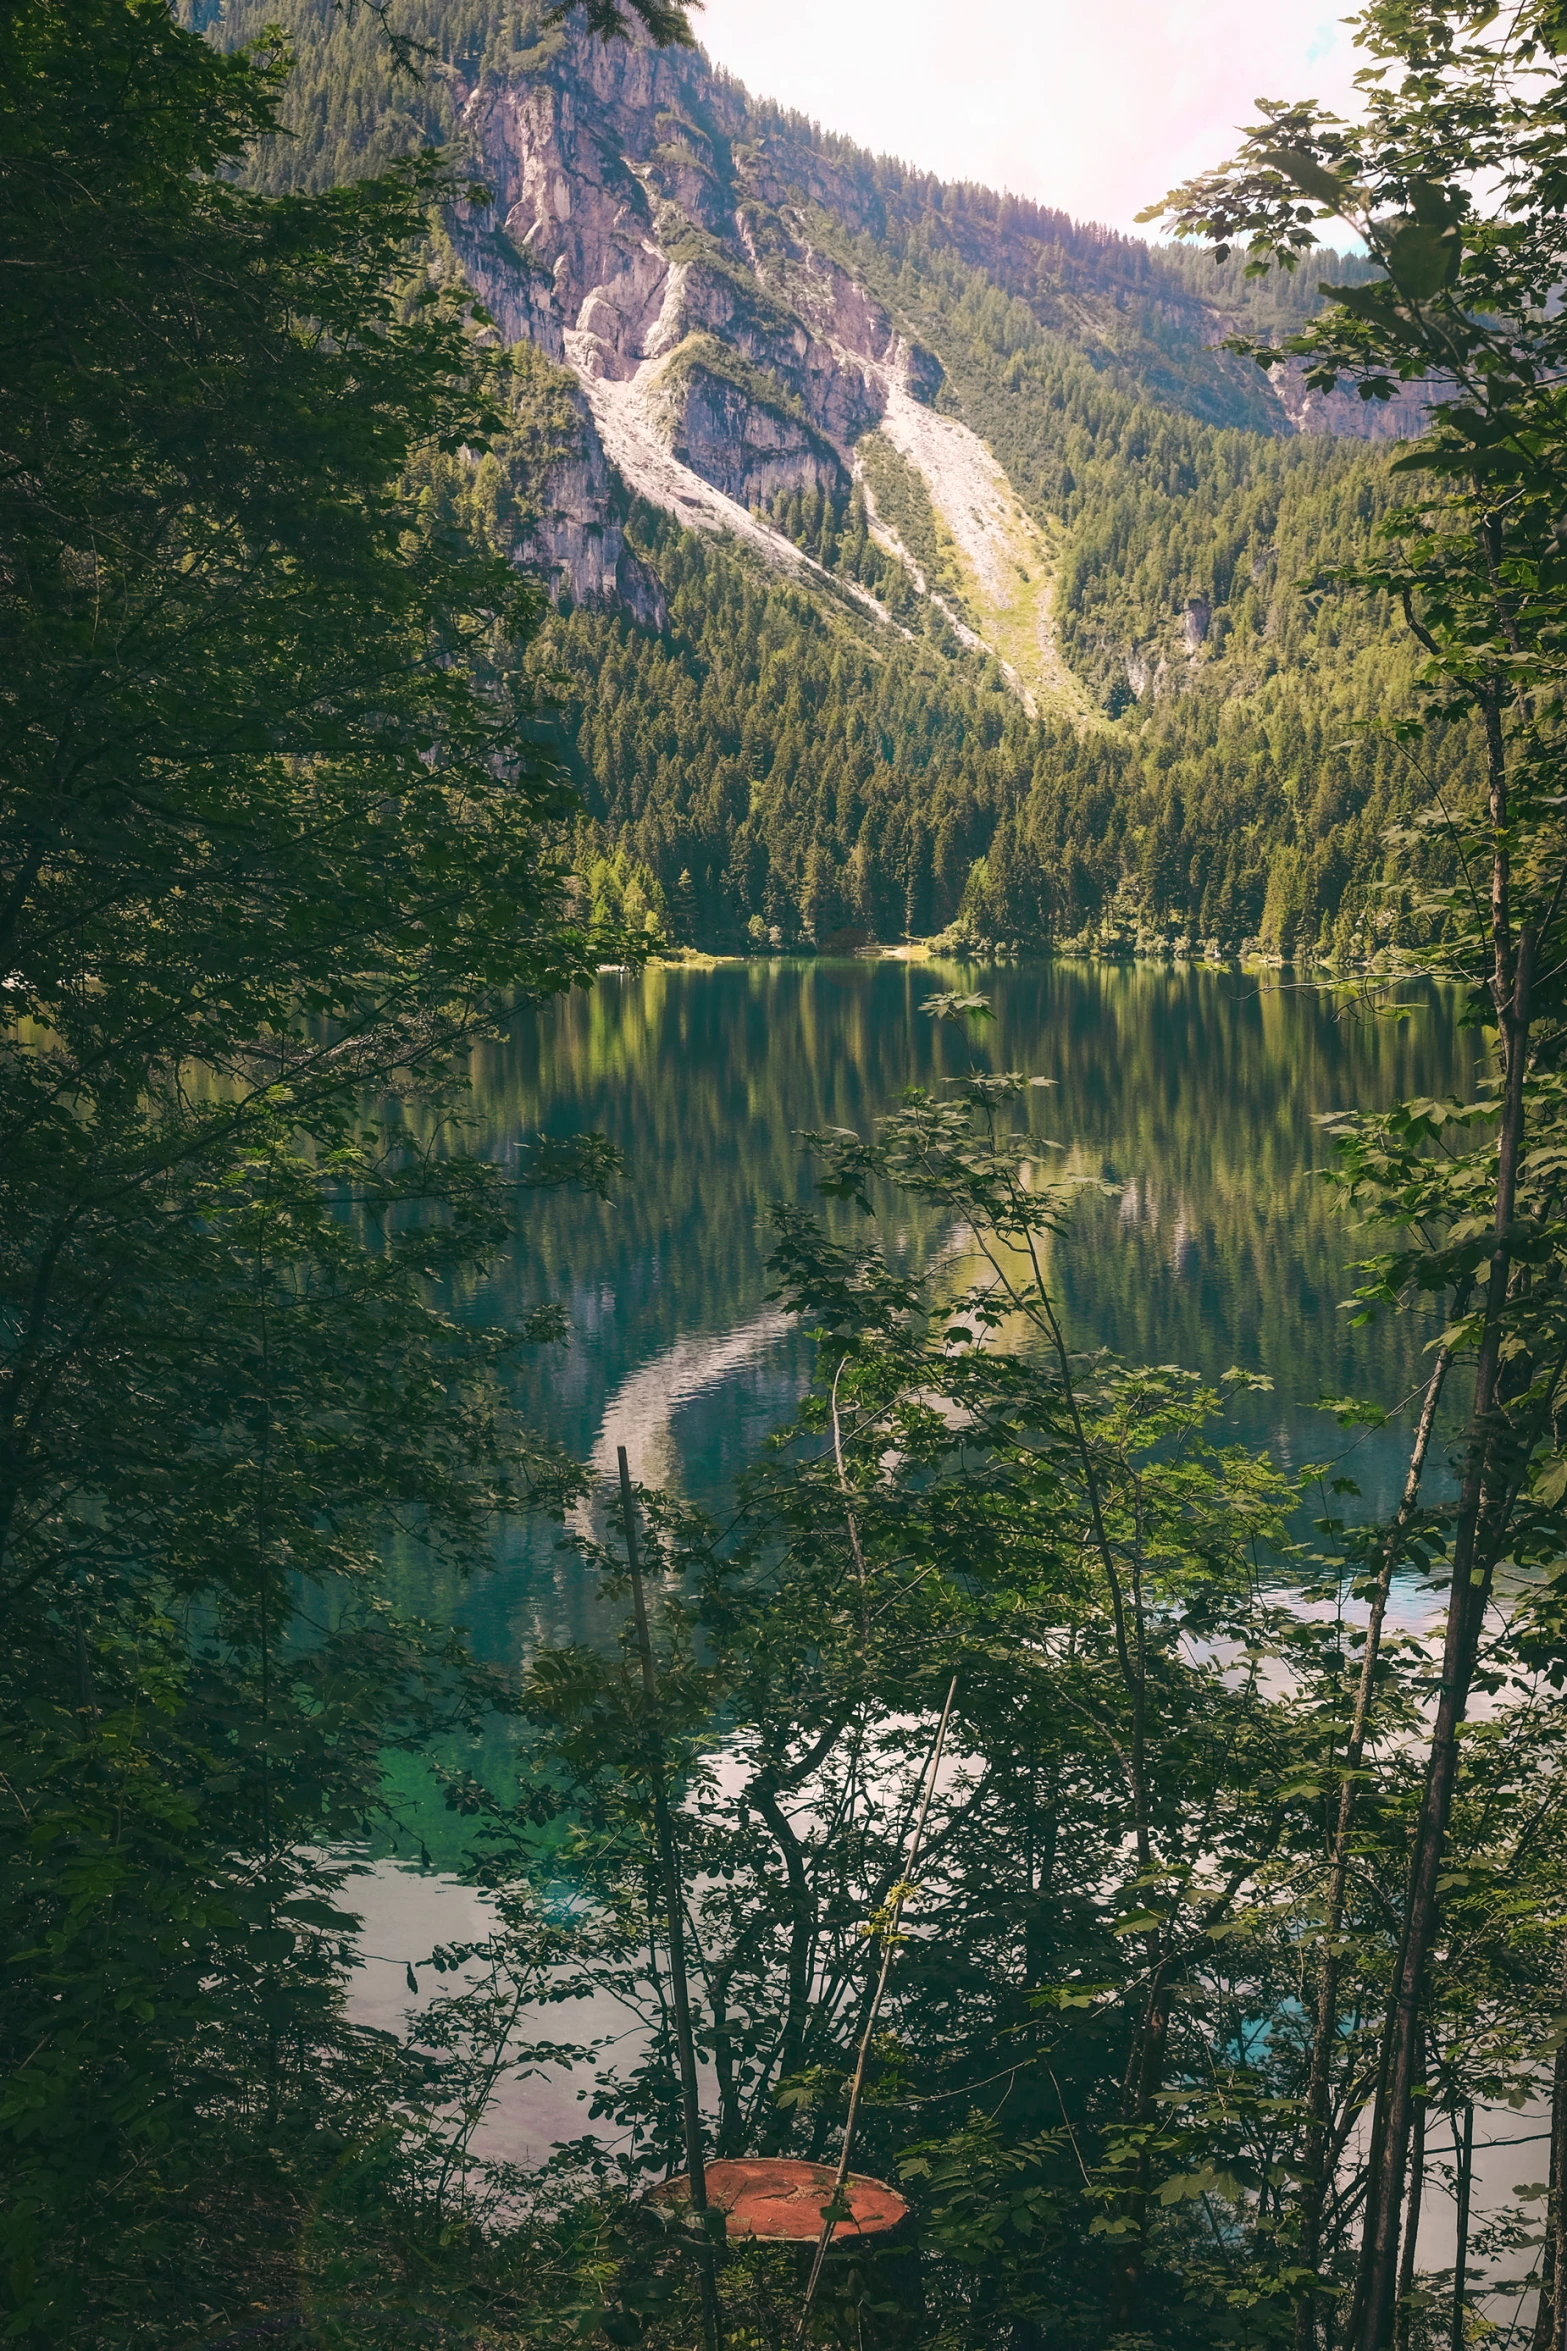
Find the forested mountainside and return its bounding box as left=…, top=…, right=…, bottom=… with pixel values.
left=203, top=0, right=1468, bottom=954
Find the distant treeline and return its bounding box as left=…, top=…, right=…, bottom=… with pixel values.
left=542, top=499, right=1465, bottom=957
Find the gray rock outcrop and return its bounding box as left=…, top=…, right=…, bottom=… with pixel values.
left=441, top=22, right=947, bottom=613
left=438, top=18, right=1432, bottom=624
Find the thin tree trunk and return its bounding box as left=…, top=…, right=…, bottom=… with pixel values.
left=752, top=1778, right=815, bottom=2147
left=1395, top=2042, right=1425, bottom=2351
left=1295, top=1346, right=1457, bottom=2351
left=748, top=1711, right=853, bottom=2147
left=1350, top=1483, right=1499, bottom=2351
left=707, top=1965, right=742, bottom=2158
left=1451, top=2103, right=1475, bottom=2351
left=1350, top=834, right=1535, bottom=2349
left=1533, top=1952, right=1567, bottom=2351
left=1109, top=1966, right=1176, bottom=2330
left=795, top=1677, right=958, bottom=2343
left=618, top=1449, right=722, bottom=2351
left=830, top=1352, right=868, bottom=1644
left=984, top=1183, right=1152, bottom=1872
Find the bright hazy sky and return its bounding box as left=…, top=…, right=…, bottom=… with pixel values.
left=692, top=0, right=1364, bottom=238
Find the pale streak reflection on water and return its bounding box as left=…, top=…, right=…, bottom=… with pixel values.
left=344, top=960, right=1528, bottom=2295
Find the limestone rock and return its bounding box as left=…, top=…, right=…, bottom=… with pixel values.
left=432, top=17, right=1419, bottom=663
left=515, top=378, right=666, bottom=628
left=440, top=23, right=944, bottom=613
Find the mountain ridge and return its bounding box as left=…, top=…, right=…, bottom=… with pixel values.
left=217, top=4, right=1418, bottom=637
left=201, top=0, right=1468, bottom=959
left=430, top=13, right=1421, bottom=710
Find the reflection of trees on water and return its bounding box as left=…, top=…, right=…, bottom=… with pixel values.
left=409, top=958, right=1476, bottom=1660
left=1010, top=965, right=1478, bottom=1514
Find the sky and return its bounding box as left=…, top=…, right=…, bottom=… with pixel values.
left=691, top=0, right=1365, bottom=239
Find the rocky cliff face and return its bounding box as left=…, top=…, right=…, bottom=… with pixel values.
left=1271, top=356, right=1436, bottom=440
left=513, top=375, right=667, bottom=629
left=436, top=18, right=1422, bottom=701
left=441, top=20, right=1170, bottom=704
left=446, top=22, right=936, bottom=615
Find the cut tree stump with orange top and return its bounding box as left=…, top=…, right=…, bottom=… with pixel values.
left=646, top=2158, right=908, bottom=2243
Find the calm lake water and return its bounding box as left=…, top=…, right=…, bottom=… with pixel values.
left=364, top=953, right=1513, bottom=2194
left=403, top=953, right=1479, bottom=1682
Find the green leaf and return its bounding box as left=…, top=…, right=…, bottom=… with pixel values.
left=921, top=991, right=994, bottom=1023
left=1405, top=177, right=1464, bottom=229
left=1324, top=280, right=1428, bottom=349
left=1385, top=219, right=1462, bottom=300
left=281, top=1898, right=357, bottom=1931
left=1112, top=1909, right=1165, bottom=1935
left=1259, top=148, right=1355, bottom=210
left=1534, top=1456, right=1567, bottom=1508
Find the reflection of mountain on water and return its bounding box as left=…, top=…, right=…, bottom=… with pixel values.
left=570, top=1308, right=795, bottom=1530
left=422, top=956, right=1478, bottom=1661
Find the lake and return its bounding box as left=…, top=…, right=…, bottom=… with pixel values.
left=426, top=952, right=1476, bottom=1678
left=360, top=951, right=1491, bottom=2175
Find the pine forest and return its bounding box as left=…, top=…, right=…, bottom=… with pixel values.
left=6, top=6, right=1567, bottom=2351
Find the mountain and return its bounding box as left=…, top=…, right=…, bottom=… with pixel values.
left=203, top=0, right=1469, bottom=957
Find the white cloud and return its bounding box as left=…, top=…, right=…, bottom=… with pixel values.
left=693, top=0, right=1365, bottom=237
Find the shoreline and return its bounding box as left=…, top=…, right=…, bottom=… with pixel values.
left=638, top=942, right=1420, bottom=981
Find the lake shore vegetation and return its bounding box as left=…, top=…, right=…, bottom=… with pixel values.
left=6, top=3, right=1567, bottom=2349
